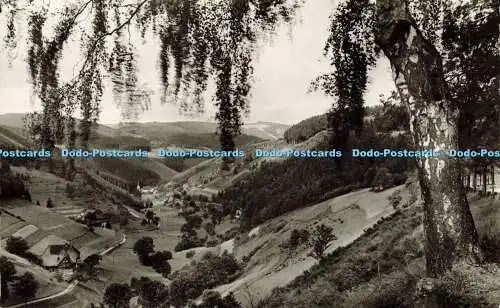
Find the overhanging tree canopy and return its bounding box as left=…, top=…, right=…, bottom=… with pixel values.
left=0, top=0, right=302, bottom=150
left=1, top=0, right=499, bottom=283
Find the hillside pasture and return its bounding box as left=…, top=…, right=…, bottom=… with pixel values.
left=0, top=210, right=28, bottom=238
left=2, top=201, right=117, bottom=258
left=206, top=185, right=410, bottom=306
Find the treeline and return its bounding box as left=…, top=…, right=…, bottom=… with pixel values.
left=93, top=158, right=161, bottom=187
left=154, top=133, right=263, bottom=149
left=0, top=160, right=31, bottom=200
left=284, top=94, right=409, bottom=144
left=90, top=135, right=152, bottom=151
left=284, top=114, right=328, bottom=143
left=217, top=125, right=413, bottom=230
left=101, top=252, right=242, bottom=308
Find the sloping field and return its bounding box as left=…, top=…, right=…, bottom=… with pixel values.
left=0, top=125, right=29, bottom=147
left=206, top=185, right=415, bottom=306
left=124, top=157, right=178, bottom=181
left=0, top=211, right=28, bottom=238
left=11, top=224, right=39, bottom=239
left=52, top=205, right=84, bottom=218
left=2, top=202, right=117, bottom=258
left=169, top=157, right=219, bottom=184
left=0, top=247, right=68, bottom=307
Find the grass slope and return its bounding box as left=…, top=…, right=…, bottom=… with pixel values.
left=0, top=125, right=30, bottom=147
left=203, top=184, right=406, bottom=307
left=259, top=192, right=500, bottom=308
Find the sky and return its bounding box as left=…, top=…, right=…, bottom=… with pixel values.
left=0, top=0, right=395, bottom=126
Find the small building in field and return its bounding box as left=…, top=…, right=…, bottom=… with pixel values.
left=28, top=235, right=81, bottom=269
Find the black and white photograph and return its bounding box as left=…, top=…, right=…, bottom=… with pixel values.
left=0, top=0, right=499, bottom=307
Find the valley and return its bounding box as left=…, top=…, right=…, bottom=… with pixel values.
left=1, top=106, right=499, bottom=308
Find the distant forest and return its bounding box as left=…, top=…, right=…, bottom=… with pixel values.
left=218, top=112, right=412, bottom=229
left=283, top=93, right=409, bottom=144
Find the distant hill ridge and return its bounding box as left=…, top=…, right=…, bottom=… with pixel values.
left=0, top=113, right=288, bottom=144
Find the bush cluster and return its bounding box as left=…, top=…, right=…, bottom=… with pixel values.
left=170, top=252, right=242, bottom=307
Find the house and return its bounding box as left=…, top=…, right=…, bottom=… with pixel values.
left=28, top=235, right=80, bottom=269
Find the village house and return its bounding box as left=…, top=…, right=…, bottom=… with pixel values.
left=28, top=234, right=81, bottom=270
left=76, top=209, right=112, bottom=228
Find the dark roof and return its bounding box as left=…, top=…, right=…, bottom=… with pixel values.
left=49, top=245, right=66, bottom=254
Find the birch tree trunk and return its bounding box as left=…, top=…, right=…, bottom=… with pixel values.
left=491, top=166, right=495, bottom=193
left=482, top=166, right=487, bottom=194
left=374, top=0, right=483, bottom=278
left=473, top=167, right=477, bottom=191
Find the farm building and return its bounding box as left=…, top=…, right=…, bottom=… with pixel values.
left=28, top=234, right=81, bottom=269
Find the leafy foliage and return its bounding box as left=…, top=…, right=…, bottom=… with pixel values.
left=81, top=254, right=102, bottom=274
left=283, top=114, right=328, bottom=143
left=311, top=0, right=378, bottom=148
left=169, top=251, right=242, bottom=306
left=0, top=256, right=17, bottom=302
left=149, top=251, right=172, bottom=277
left=133, top=237, right=155, bottom=261
left=104, top=283, right=133, bottom=308
left=310, top=224, right=336, bottom=260
left=2, top=0, right=303, bottom=151
left=174, top=231, right=205, bottom=252
left=5, top=236, right=29, bottom=255
left=289, top=228, right=310, bottom=249
left=138, top=279, right=169, bottom=308
left=13, top=272, right=38, bottom=303
left=218, top=126, right=412, bottom=229
left=191, top=290, right=242, bottom=308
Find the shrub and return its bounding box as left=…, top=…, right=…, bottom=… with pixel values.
left=149, top=251, right=172, bottom=277
left=479, top=230, right=500, bottom=263
left=193, top=290, right=242, bottom=308
left=175, top=233, right=204, bottom=252
left=46, top=198, right=54, bottom=208
left=185, top=214, right=203, bottom=229
left=289, top=229, right=310, bottom=249
left=6, top=236, right=29, bottom=255
left=23, top=252, right=43, bottom=266
left=310, top=224, right=336, bottom=260
left=170, top=252, right=242, bottom=306
left=206, top=238, right=221, bottom=247
left=133, top=237, right=155, bottom=265
left=432, top=270, right=490, bottom=307
left=163, top=250, right=173, bottom=260
left=204, top=222, right=215, bottom=236
left=186, top=251, right=195, bottom=258
left=351, top=272, right=418, bottom=308
left=388, top=190, right=402, bottom=210
left=104, top=283, right=132, bottom=308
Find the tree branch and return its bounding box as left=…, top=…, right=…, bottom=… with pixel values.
left=66, top=0, right=94, bottom=32
left=75, top=0, right=150, bottom=80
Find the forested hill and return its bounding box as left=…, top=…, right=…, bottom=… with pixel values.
left=283, top=114, right=328, bottom=143
left=283, top=95, right=409, bottom=144
left=217, top=121, right=412, bottom=230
